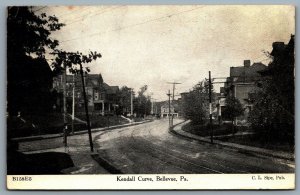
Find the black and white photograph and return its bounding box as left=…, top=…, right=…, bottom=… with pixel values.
left=6, top=5, right=295, bottom=190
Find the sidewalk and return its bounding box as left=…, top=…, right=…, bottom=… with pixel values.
left=14, top=120, right=152, bottom=174
left=171, top=120, right=294, bottom=161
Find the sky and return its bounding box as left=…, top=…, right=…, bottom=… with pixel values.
left=40, top=5, right=295, bottom=101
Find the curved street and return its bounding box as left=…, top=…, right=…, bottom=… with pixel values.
left=94, top=119, right=295, bottom=174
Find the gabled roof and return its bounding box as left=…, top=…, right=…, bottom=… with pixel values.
left=55, top=73, right=120, bottom=94
left=65, top=74, right=103, bottom=87
left=161, top=102, right=174, bottom=109
left=109, top=86, right=119, bottom=94
left=229, top=62, right=267, bottom=82
left=101, top=83, right=119, bottom=94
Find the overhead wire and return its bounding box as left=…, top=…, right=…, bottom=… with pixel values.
left=32, top=6, right=47, bottom=13
left=59, top=6, right=206, bottom=44
left=62, top=6, right=124, bottom=26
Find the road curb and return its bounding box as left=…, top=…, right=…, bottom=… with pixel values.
left=12, top=120, right=153, bottom=142
left=171, top=121, right=294, bottom=161
left=91, top=154, right=123, bottom=174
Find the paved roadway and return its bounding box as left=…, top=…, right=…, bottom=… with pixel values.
left=94, top=119, right=295, bottom=174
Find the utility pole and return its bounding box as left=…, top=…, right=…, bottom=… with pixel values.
left=167, top=90, right=171, bottom=127
left=208, top=71, right=213, bottom=144
left=62, top=64, right=68, bottom=147
left=79, top=64, right=94, bottom=152
left=71, top=74, right=75, bottom=134
left=167, top=82, right=181, bottom=126
left=130, top=88, right=133, bottom=116
left=62, top=65, right=67, bottom=124
left=167, top=82, right=182, bottom=102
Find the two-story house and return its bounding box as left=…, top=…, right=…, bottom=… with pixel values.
left=223, top=60, right=267, bottom=122
left=53, top=73, right=119, bottom=115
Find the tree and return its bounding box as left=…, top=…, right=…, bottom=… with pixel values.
left=134, top=85, right=151, bottom=117
left=7, top=7, right=64, bottom=115
left=248, top=35, right=294, bottom=140
left=117, top=86, right=132, bottom=115
left=182, top=80, right=211, bottom=125
left=7, top=6, right=101, bottom=115
left=222, top=96, right=244, bottom=127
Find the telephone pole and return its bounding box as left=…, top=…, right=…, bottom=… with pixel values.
left=167, top=90, right=171, bottom=127
left=130, top=88, right=133, bottom=116
left=167, top=82, right=182, bottom=102
left=62, top=65, right=67, bottom=124
left=79, top=64, right=94, bottom=152
left=62, top=64, right=68, bottom=147
left=71, top=74, right=75, bottom=135
left=208, top=71, right=214, bottom=144
left=167, top=82, right=181, bottom=126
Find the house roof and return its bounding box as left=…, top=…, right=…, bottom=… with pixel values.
left=161, top=102, right=175, bottom=109
left=65, top=74, right=103, bottom=86
left=160, top=100, right=180, bottom=109
left=100, top=83, right=119, bottom=94
left=56, top=74, right=119, bottom=94
left=229, top=62, right=267, bottom=82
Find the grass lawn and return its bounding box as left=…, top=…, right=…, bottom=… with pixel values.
left=7, top=113, right=131, bottom=138
left=182, top=121, right=294, bottom=153
left=216, top=134, right=294, bottom=153
left=182, top=122, right=238, bottom=137
left=75, top=114, right=129, bottom=128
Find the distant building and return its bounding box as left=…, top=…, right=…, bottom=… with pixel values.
left=223, top=60, right=267, bottom=122
left=160, top=101, right=179, bottom=118
left=53, top=74, right=119, bottom=115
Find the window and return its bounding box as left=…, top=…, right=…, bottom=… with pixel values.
left=94, top=92, right=99, bottom=100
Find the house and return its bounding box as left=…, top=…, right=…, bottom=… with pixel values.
left=53, top=74, right=119, bottom=115
left=223, top=60, right=267, bottom=122
left=160, top=101, right=179, bottom=118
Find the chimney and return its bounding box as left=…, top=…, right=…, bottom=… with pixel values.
left=244, top=60, right=250, bottom=67
left=272, top=42, right=285, bottom=50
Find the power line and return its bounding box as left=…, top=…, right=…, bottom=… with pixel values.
left=63, top=6, right=124, bottom=26
left=33, top=6, right=47, bottom=13
left=56, top=6, right=91, bottom=18
left=59, top=6, right=205, bottom=44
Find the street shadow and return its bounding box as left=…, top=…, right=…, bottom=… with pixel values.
left=7, top=150, right=74, bottom=175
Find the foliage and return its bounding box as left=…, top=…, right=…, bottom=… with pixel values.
left=7, top=7, right=63, bottom=114
left=222, top=96, right=244, bottom=123
left=51, top=50, right=101, bottom=75
left=7, top=6, right=102, bottom=115
left=182, top=80, right=212, bottom=125
left=248, top=35, right=294, bottom=139
left=7, top=7, right=64, bottom=58
left=133, top=85, right=151, bottom=117
left=117, top=86, right=132, bottom=115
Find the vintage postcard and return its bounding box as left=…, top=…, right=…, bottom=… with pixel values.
left=7, top=5, right=295, bottom=190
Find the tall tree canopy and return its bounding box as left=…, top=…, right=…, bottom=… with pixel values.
left=182, top=80, right=212, bottom=124
left=248, top=35, right=294, bottom=139
left=134, top=85, right=151, bottom=117
left=117, top=86, right=132, bottom=115
left=7, top=7, right=101, bottom=115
